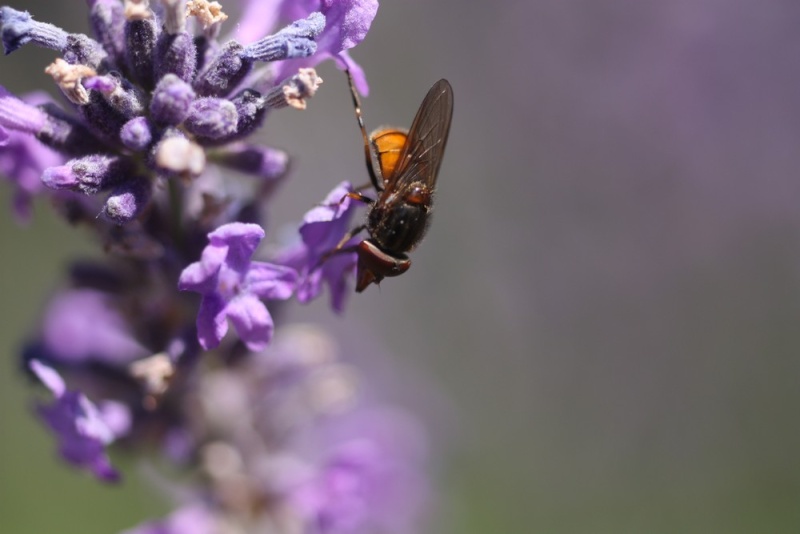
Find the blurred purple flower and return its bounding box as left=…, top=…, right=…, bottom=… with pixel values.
left=292, top=408, right=431, bottom=534
left=275, top=181, right=359, bottom=313
left=179, top=222, right=297, bottom=351
left=30, top=359, right=131, bottom=482
left=120, top=503, right=219, bottom=534
left=0, top=130, right=61, bottom=221
left=236, top=0, right=379, bottom=95
left=0, top=91, right=64, bottom=222
left=127, top=324, right=432, bottom=534
left=292, top=440, right=379, bottom=533
left=41, top=288, right=149, bottom=366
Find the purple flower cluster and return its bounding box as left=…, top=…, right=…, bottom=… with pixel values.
left=0, top=1, right=435, bottom=533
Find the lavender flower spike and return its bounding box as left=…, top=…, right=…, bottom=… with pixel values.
left=179, top=222, right=298, bottom=351
left=29, top=359, right=131, bottom=482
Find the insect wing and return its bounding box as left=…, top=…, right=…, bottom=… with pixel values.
left=387, top=79, right=454, bottom=188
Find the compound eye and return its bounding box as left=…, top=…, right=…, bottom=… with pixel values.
left=355, top=240, right=412, bottom=291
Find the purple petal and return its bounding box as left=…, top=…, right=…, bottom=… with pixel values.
left=323, top=249, right=357, bottom=313
left=225, top=293, right=274, bottom=351
left=296, top=265, right=324, bottom=304
left=0, top=84, right=48, bottom=133
left=29, top=358, right=66, bottom=397
left=178, top=242, right=228, bottom=293
left=97, top=400, right=133, bottom=438
left=272, top=182, right=361, bottom=311
left=300, top=181, right=356, bottom=250
left=271, top=0, right=377, bottom=92
left=246, top=262, right=298, bottom=300
left=319, top=0, right=379, bottom=53
left=0, top=117, right=63, bottom=223
left=233, top=0, right=283, bottom=44
left=30, top=359, right=124, bottom=482
left=208, top=222, right=265, bottom=272
left=303, top=181, right=354, bottom=224
left=196, top=293, right=228, bottom=350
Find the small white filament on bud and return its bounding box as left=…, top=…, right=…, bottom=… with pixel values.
left=44, top=59, right=96, bottom=105
left=156, top=136, right=206, bottom=177
left=266, top=68, right=323, bottom=110
left=124, top=0, right=153, bottom=20
left=129, top=352, right=175, bottom=409
left=187, top=0, right=228, bottom=30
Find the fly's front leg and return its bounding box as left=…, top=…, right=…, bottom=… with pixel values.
left=345, top=69, right=383, bottom=192
left=314, top=224, right=367, bottom=270
left=343, top=191, right=375, bottom=205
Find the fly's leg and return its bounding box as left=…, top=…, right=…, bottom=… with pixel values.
left=343, top=191, right=375, bottom=205
left=314, top=224, right=367, bottom=270
left=345, top=69, right=383, bottom=192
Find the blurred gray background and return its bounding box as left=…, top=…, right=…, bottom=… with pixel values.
left=3, top=0, right=800, bottom=532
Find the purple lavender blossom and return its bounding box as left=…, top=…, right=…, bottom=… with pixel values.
left=293, top=408, right=432, bottom=534
left=179, top=222, right=297, bottom=351
left=40, top=288, right=149, bottom=365
left=236, top=0, right=379, bottom=94
left=0, top=89, right=67, bottom=219
left=275, top=181, right=360, bottom=312
left=29, top=359, right=131, bottom=481
left=0, top=127, right=63, bottom=221
left=291, top=437, right=427, bottom=534
left=120, top=503, right=219, bottom=534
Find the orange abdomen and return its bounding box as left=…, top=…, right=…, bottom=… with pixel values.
left=370, top=127, right=408, bottom=182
